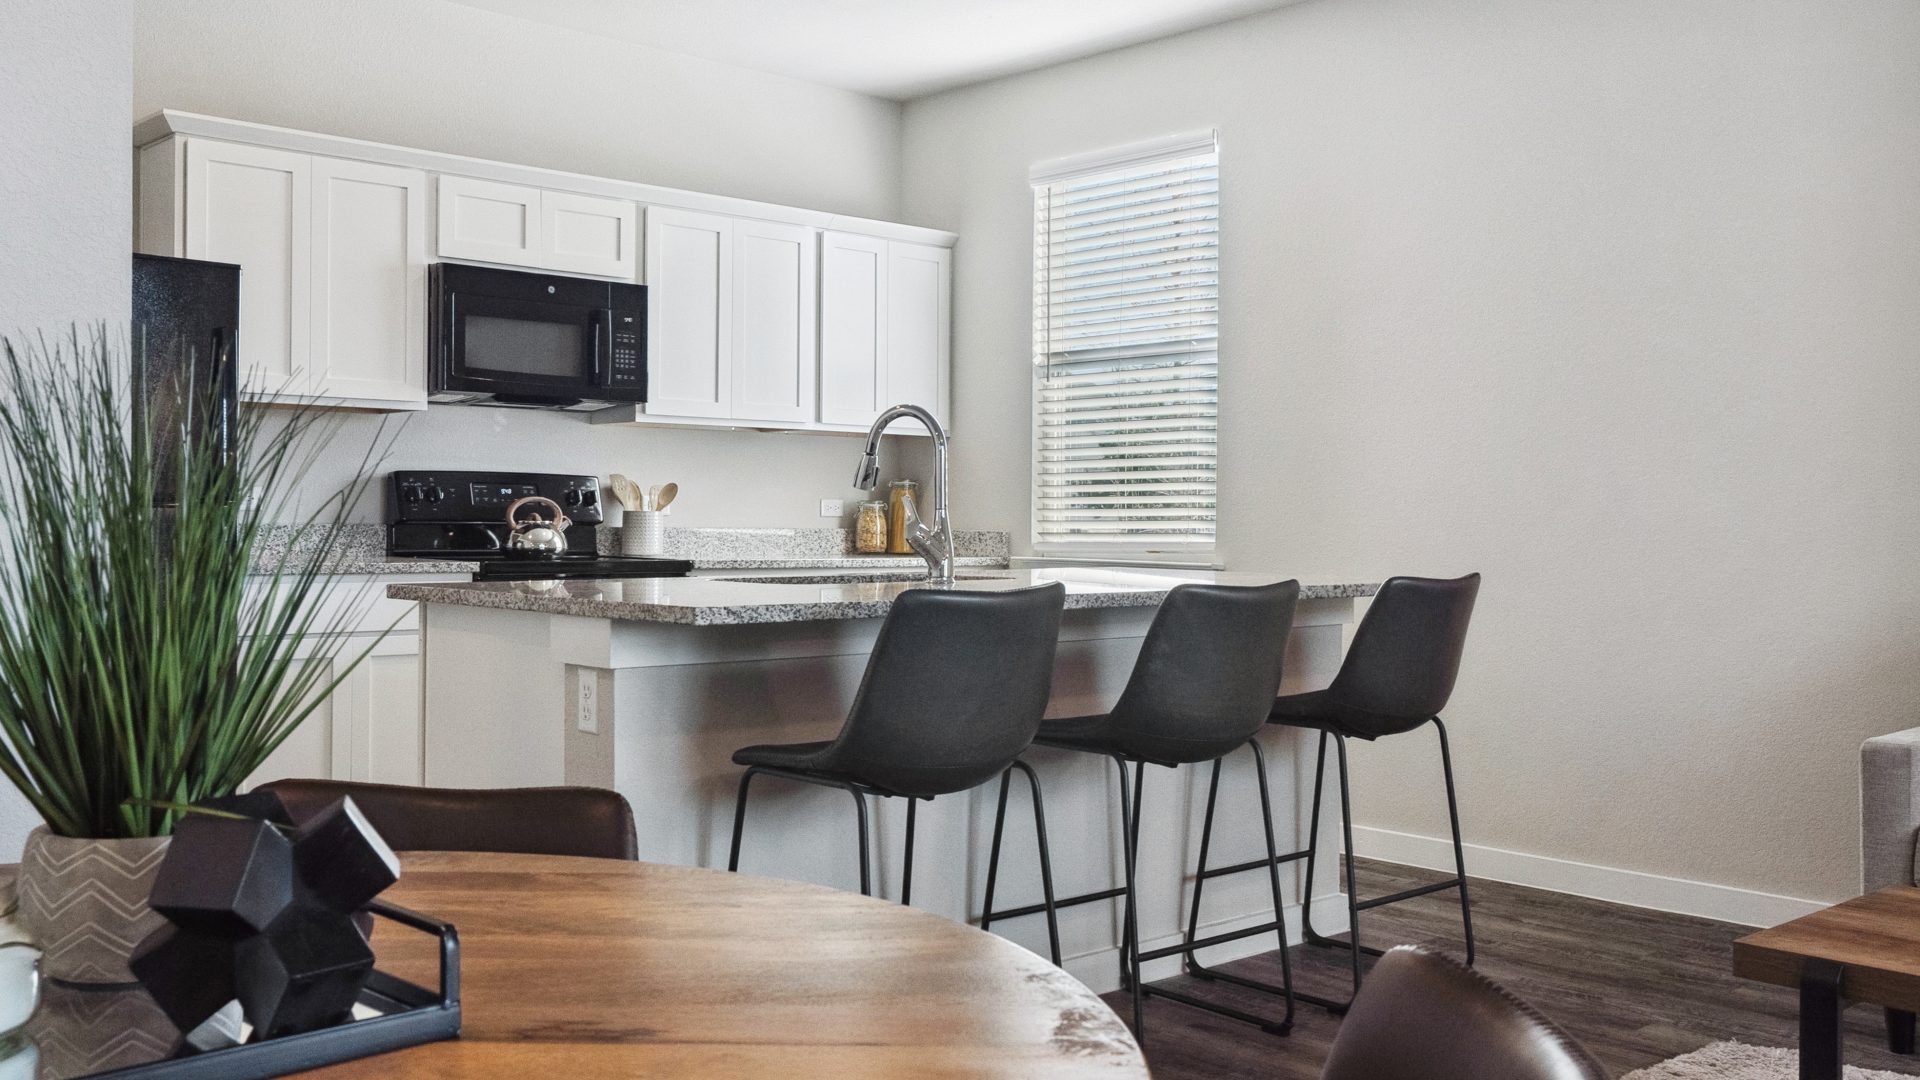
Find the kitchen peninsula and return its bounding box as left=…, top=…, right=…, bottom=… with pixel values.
left=389, top=568, right=1378, bottom=992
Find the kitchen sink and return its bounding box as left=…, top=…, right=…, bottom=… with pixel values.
left=715, top=572, right=1016, bottom=586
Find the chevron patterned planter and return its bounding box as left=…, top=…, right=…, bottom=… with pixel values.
left=16, top=827, right=170, bottom=987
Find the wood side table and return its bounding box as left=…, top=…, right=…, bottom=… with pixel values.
left=1733, top=886, right=1920, bottom=1080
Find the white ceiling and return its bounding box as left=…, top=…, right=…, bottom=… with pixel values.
left=443, top=0, right=1303, bottom=100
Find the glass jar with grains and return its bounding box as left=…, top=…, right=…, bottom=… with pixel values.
left=854, top=500, right=888, bottom=554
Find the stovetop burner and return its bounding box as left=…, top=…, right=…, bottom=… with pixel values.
left=386, top=470, right=694, bottom=580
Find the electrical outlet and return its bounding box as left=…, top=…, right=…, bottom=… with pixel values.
left=819, top=498, right=844, bottom=518
left=576, top=674, right=598, bottom=734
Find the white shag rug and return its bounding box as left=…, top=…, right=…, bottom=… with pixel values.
left=1622, top=1041, right=1918, bottom=1080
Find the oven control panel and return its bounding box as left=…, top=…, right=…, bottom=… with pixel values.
left=387, top=471, right=603, bottom=525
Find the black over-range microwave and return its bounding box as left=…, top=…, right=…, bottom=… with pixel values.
left=428, top=263, right=646, bottom=410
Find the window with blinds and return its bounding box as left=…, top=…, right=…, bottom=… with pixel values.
left=1032, top=133, right=1218, bottom=552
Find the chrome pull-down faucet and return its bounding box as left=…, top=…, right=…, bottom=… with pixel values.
left=853, top=404, right=954, bottom=584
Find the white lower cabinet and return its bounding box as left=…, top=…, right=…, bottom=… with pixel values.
left=244, top=579, right=443, bottom=789
left=250, top=632, right=424, bottom=788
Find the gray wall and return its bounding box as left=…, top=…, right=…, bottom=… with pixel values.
left=902, top=0, right=1920, bottom=907
left=135, top=0, right=932, bottom=526
left=0, top=0, right=135, bottom=851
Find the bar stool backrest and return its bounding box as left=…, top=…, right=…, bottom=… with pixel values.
left=1327, top=573, right=1480, bottom=721
left=1105, top=581, right=1300, bottom=764
left=830, top=583, right=1067, bottom=798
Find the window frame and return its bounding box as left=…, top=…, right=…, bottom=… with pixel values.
left=1028, top=130, right=1221, bottom=562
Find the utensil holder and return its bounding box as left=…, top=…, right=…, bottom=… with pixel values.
left=623, top=510, right=666, bottom=557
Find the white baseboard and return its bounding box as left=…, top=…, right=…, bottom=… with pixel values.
left=1061, top=894, right=1349, bottom=995
left=1351, top=824, right=1828, bottom=929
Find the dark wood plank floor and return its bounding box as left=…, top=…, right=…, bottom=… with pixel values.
left=1108, top=858, right=1920, bottom=1079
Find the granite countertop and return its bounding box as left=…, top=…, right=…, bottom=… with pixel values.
left=250, top=525, right=1011, bottom=576
left=387, top=568, right=1380, bottom=628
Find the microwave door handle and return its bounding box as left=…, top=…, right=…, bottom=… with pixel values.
left=588, top=310, right=609, bottom=387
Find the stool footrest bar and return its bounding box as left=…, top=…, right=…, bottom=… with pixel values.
left=1352, top=877, right=1463, bottom=912
left=1137, top=919, right=1284, bottom=963
left=979, top=884, right=1127, bottom=924
left=1195, top=850, right=1311, bottom=881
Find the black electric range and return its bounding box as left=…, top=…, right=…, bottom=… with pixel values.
left=386, top=470, right=693, bottom=580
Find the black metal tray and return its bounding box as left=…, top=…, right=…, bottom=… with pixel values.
left=84, top=901, right=459, bottom=1080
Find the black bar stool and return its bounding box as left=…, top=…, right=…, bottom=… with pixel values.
left=1190, top=572, right=1480, bottom=1014
left=981, top=580, right=1302, bottom=1037
left=726, top=583, right=1068, bottom=964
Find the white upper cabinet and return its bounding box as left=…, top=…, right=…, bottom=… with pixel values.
left=174, top=138, right=425, bottom=410
left=817, top=231, right=888, bottom=427
left=730, top=221, right=817, bottom=424
left=435, top=176, right=541, bottom=266
left=310, top=158, right=427, bottom=408
left=543, top=191, right=639, bottom=279
left=883, top=240, right=951, bottom=430
left=819, top=232, right=951, bottom=433
left=184, top=139, right=311, bottom=398
left=436, top=176, right=637, bottom=281
left=137, top=113, right=951, bottom=426
left=644, top=207, right=732, bottom=419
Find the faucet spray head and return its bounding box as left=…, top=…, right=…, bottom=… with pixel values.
left=853, top=449, right=881, bottom=490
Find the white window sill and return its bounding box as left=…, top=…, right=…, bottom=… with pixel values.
left=1015, top=554, right=1226, bottom=572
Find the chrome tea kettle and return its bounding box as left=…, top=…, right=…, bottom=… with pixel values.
left=504, top=496, right=572, bottom=557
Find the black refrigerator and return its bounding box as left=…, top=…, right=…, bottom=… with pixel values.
left=131, top=253, right=240, bottom=507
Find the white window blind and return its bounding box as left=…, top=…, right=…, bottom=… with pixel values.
left=1032, top=133, right=1218, bottom=551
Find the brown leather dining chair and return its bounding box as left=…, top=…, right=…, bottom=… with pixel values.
left=1320, top=946, right=1606, bottom=1080
left=257, top=779, right=639, bottom=861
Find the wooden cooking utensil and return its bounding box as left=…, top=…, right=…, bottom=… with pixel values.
left=654, top=482, right=678, bottom=511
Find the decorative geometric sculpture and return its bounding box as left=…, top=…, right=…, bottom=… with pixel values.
left=131, top=792, right=402, bottom=1040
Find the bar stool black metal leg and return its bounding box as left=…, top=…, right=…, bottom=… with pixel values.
left=1107, top=754, right=1144, bottom=1033
left=1182, top=758, right=1224, bottom=979
left=1333, top=733, right=1363, bottom=1001
left=1249, top=738, right=1297, bottom=1028
left=979, top=762, right=1063, bottom=967
left=1299, top=731, right=1331, bottom=944
left=1169, top=741, right=1296, bottom=1035
left=1126, top=758, right=1146, bottom=1035
left=727, top=767, right=761, bottom=873
left=981, top=768, right=1015, bottom=934
left=1111, top=754, right=1139, bottom=988
left=1011, top=760, right=1063, bottom=967
left=849, top=784, right=873, bottom=897
left=900, top=796, right=918, bottom=906
left=1433, top=716, right=1475, bottom=965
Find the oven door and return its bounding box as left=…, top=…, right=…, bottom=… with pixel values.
left=444, top=290, right=606, bottom=403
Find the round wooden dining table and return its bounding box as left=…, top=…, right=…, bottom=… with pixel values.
left=305, top=851, right=1148, bottom=1078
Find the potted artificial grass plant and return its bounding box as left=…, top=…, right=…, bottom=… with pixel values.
left=0, top=330, right=389, bottom=986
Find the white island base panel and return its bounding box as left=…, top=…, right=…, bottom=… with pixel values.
left=418, top=597, right=1361, bottom=995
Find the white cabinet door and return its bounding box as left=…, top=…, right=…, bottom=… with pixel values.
left=817, top=231, right=888, bottom=427
left=436, top=175, right=542, bottom=266
left=245, top=632, right=423, bottom=787
left=644, top=207, right=733, bottom=419
left=309, top=158, right=428, bottom=409
left=884, top=241, right=952, bottom=433
left=543, top=191, right=638, bottom=280
left=730, top=220, right=816, bottom=424
left=184, top=139, right=311, bottom=399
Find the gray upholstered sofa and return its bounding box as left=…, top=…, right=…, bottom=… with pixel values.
left=1863, top=728, right=1920, bottom=892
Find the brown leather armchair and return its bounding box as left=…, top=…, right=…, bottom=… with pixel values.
left=1321, top=946, right=1606, bottom=1080
left=257, top=779, right=639, bottom=861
